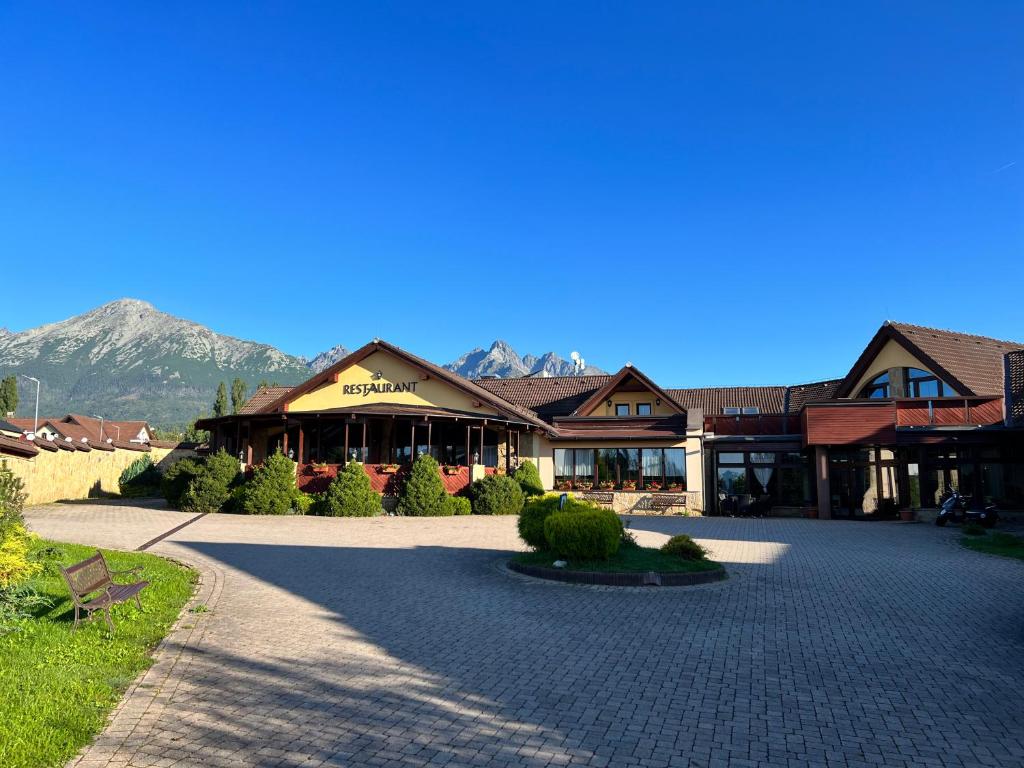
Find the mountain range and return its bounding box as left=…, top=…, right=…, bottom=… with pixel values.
left=0, top=299, right=603, bottom=426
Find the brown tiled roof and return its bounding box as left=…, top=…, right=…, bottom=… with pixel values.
left=7, top=417, right=58, bottom=432
left=667, top=386, right=787, bottom=415
left=0, top=434, right=39, bottom=458
left=29, top=436, right=58, bottom=452
left=1008, top=350, right=1024, bottom=426
left=786, top=379, right=844, bottom=413
left=475, top=376, right=610, bottom=419
left=66, top=414, right=151, bottom=443
left=888, top=322, right=1023, bottom=396
left=239, top=387, right=294, bottom=415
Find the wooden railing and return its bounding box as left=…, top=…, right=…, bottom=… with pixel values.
left=894, top=397, right=1003, bottom=428
left=704, top=414, right=800, bottom=436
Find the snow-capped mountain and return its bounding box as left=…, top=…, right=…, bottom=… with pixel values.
left=444, top=340, right=605, bottom=379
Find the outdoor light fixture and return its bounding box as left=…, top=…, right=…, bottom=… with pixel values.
left=350, top=449, right=357, bottom=461
left=472, top=451, right=479, bottom=464
left=238, top=451, right=244, bottom=462
left=606, top=399, right=612, bottom=407
left=656, top=398, right=661, bottom=405
left=288, top=449, right=294, bottom=460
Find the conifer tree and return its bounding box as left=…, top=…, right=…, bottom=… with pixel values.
left=213, top=382, right=229, bottom=418
left=231, top=378, right=248, bottom=414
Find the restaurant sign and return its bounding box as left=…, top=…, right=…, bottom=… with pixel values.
left=342, top=379, right=418, bottom=397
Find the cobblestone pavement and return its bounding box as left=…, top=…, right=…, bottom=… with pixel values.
left=25, top=504, right=1024, bottom=768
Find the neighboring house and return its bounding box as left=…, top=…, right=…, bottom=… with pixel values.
left=197, top=322, right=1024, bottom=518
left=6, top=414, right=153, bottom=445
left=0, top=419, right=24, bottom=438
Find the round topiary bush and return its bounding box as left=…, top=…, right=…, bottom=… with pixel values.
left=445, top=495, right=472, bottom=516
left=660, top=534, right=707, bottom=561
left=321, top=462, right=382, bottom=517
left=513, top=460, right=544, bottom=497
left=471, top=474, right=525, bottom=516
left=518, top=495, right=603, bottom=549
left=543, top=508, right=622, bottom=560
left=398, top=454, right=450, bottom=516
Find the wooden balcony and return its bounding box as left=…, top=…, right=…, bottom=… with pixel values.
left=704, top=413, right=800, bottom=436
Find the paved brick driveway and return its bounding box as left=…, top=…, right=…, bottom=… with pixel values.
left=25, top=504, right=1024, bottom=768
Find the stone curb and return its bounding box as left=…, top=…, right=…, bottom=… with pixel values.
left=506, top=559, right=728, bottom=586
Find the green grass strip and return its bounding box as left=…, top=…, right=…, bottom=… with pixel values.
left=0, top=538, right=196, bottom=768
left=961, top=530, right=1024, bottom=562
left=514, top=544, right=722, bottom=574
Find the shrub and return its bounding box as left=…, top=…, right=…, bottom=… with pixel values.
left=321, top=462, right=382, bottom=517
left=962, top=522, right=986, bottom=537
left=119, top=455, right=162, bottom=497
left=236, top=451, right=300, bottom=515
left=292, top=492, right=314, bottom=516
left=513, top=460, right=544, bottom=497
left=205, top=449, right=242, bottom=489
left=518, top=494, right=601, bottom=549
left=181, top=472, right=232, bottom=514
left=161, top=457, right=203, bottom=509
left=543, top=508, right=622, bottom=560
left=660, top=534, right=708, bottom=561
left=471, top=474, right=525, bottom=516
left=398, top=454, right=449, bottom=516
left=0, top=461, right=37, bottom=589
left=445, top=495, right=472, bottom=516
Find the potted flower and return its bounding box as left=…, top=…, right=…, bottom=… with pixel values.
left=646, top=481, right=663, bottom=491
left=899, top=508, right=916, bottom=522
left=599, top=480, right=616, bottom=491
left=622, top=479, right=637, bottom=491
left=495, top=467, right=507, bottom=476
left=379, top=463, right=400, bottom=474
left=575, top=480, right=595, bottom=491
left=312, top=462, right=331, bottom=476
left=443, top=465, right=461, bottom=475
left=667, top=483, right=683, bottom=492
left=556, top=480, right=573, bottom=491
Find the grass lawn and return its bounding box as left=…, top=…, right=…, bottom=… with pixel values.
left=514, top=543, right=723, bottom=573
left=961, top=530, right=1024, bottom=561
left=0, top=538, right=196, bottom=768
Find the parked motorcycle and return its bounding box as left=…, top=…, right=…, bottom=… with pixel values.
left=935, top=487, right=999, bottom=528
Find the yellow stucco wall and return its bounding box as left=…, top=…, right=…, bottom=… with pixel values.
left=582, top=390, right=678, bottom=417
left=287, top=350, right=504, bottom=416
left=849, top=339, right=946, bottom=397
left=2, top=444, right=194, bottom=505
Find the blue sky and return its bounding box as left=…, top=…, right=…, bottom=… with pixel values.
left=1, top=3, right=1021, bottom=386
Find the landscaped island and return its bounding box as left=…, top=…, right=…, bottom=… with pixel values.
left=511, top=494, right=726, bottom=586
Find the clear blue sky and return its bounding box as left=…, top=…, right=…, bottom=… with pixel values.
left=1, top=3, right=1021, bottom=386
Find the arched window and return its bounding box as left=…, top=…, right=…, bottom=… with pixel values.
left=904, top=368, right=955, bottom=398
left=858, top=372, right=890, bottom=399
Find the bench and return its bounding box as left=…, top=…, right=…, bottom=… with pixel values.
left=577, top=491, right=614, bottom=507
left=645, top=493, right=687, bottom=514
left=60, top=552, right=149, bottom=633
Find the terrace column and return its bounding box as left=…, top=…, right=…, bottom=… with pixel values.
left=814, top=446, right=831, bottom=519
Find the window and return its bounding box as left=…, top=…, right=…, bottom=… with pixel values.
left=615, top=404, right=630, bottom=416
left=858, top=371, right=890, bottom=399
left=636, top=403, right=652, bottom=416
left=741, top=407, right=759, bottom=415
left=905, top=367, right=955, bottom=398
left=554, top=449, right=573, bottom=487
left=723, top=407, right=741, bottom=415
left=664, top=448, right=686, bottom=490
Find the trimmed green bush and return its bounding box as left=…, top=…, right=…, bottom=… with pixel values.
left=445, top=495, right=472, bottom=516
left=0, top=460, right=38, bottom=589
left=236, top=451, right=301, bottom=515
left=178, top=449, right=241, bottom=514
left=119, top=455, right=162, bottom=497
left=660, top=534, right=708, bottom=561
left=398, top=454, right=449, bottom=516
left=513, top=460, right=544, bottom=497
left=518, top=494, right=601, bottom=549
left=160, top=457, right=203, bottom=509
left=292, top=492, right=314, bottom=516
left=205, top=449, right=242, bottom=490
left=543, top=508, right=622, bottom=560
left=321, top=462, right=382, bottom=517
left=471, top=474, right=525, bottom=516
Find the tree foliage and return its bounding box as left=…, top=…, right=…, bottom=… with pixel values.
left=0, top=460, right=37, bottom=588
left=319, top=462, right=381, bottom=517
left=513, top=460, right=544, bottom=497
left=0, top=376, right=18, bottom=417
left=237, top=451, right=301, bottom=515
left=231, top=378, right=248, bottom=414
left=213, top=382, right=229, bottom=418
left=397, top=454, right=450, bottom=516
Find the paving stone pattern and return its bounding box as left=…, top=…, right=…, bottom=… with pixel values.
left=24, top=504, right=1024, bottom=768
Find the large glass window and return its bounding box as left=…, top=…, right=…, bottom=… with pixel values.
left=597, top=448, right=618, bottom=487
left=554, top=449, right=573, bottom=488
left=905, top=367, right=955, bottom=398
left=664, top=448, right=686, bottom=490
left=718, top=467, right=747, bottom=495
left=859, top=372, right=890, bottom=399
left=615, top=404, right=630, bottom=416
left=574, top=449, right=595, bottom=488
left=642, top=449, right=663, bottom=487
left=636, top=403, right=652, bottom=416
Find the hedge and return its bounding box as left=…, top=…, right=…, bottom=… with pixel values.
left=543, top=508, right=622, bottom=560
left=471, top=474, right=525, bottom=516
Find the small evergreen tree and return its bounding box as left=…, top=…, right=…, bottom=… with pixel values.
left=161, top=457, right=204, bottom=508
left=321, top=462, right=381, bottom=517
left=238, top=451, right=300, bottom=515
left=397, top=454, right=450, bottom=516
left=0, top=376, right=18, bottom=416
left=513, top=460, right=544, bottom=497
left=181, top=449, right=240, bottom=513
left=213, top=382, right=229, bottom=418
left=0, top=460, right=37, bottom=588
left=471, top=474, right=525, bottom=515
left=231, top=378, right=248, bottom=414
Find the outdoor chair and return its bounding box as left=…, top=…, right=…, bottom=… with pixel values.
left=60, top=552, right=149, bottom=633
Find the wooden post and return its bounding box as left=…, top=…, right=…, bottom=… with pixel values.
left=479, top=424, right=485, bottom=467
left=427, top=420, right=433, bottom=460
left=362, top=420, right=367, bottom=463
left=410, top=422, right=416, bottom=464
left=344, top=421, right=350, bottom=466
left=465, top=424, right=471, bottom=466
left=298, top=422, right=305, bottom=465
left=282, top=424, right=289, bottom=457
left=505, top=430, right=511, bottom=472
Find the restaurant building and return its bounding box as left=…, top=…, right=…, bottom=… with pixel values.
left=199, top=322, right=1024, bottom=518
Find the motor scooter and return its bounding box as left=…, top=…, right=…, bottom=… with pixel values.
left=935, top=487, right=999, bottom=528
